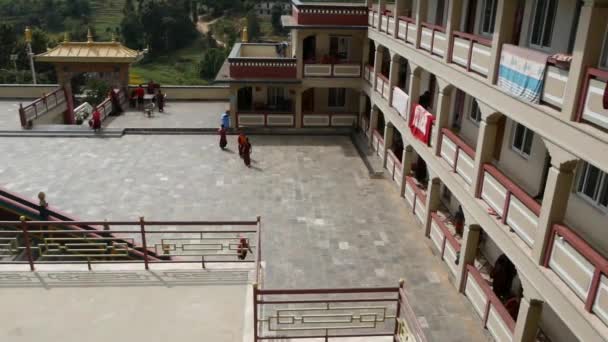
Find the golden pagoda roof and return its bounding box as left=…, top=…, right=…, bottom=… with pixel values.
left=36, top=41, right=142, bottom=63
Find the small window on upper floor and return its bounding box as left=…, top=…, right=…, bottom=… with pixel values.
left=328, top=88, right=346, bottom=108
left=469, top=99, right=482, bottom=126
left=529, top=0, right=557, bottom=50
left=600, top=28, right=608, bottom=69
left=511, top=122, right=534, bottom=158
left=479, top=0, right=498, bottom=36
left=577, top=162, right=608, bottom=211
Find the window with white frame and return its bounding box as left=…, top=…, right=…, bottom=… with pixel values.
left=529, top=0, right=557, bottom=49
left=328, top=88, right=346, bottom=108
left=468, top=99, right=482, bottom=125
left=329, top=36, right=351, bottom=61
left=577, top=162, right=608, bottom=210
left=511, top=122, right=534, bottom=157
left=267, top=87, right=285, bottom=107
left=479, top=0, right=498, bottom=36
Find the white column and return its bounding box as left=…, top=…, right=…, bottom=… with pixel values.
left=413, top=0, right=428, bottom=49
left=406, top=62, right=421, bottom=119
left=424, top=177, right=441, bottom=237
left=431, top=81, right=454, bottom=155
left=561, top=2, right=608, bottom=120
left=471, top=105, right=502, bottom=196
left=229, top=86, right=238, bottom=128
left=444, top=0, right=464, bottom=63
left=376, top=0, right=384, bottom=31
left=383, top=124, right=395, bottom=167
left=368, top=106, right=379, bottom=147
left=457, top=224, right=481, bottom=292
left=387, top=52, right=401, bottom=105
left=373, top=47, right=384, bottom=89
left=513, top=297, right=544, bottom=342
left=488, top=0, right=518, bottom=84
left=532, top=142, right=577, bottom=264
left=358, top=93, right=367, bottom=131
left=400, top=145, right=415, bottom=196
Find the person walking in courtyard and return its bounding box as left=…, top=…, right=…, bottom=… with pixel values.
left=136, top=84, right=145, bottom=110
left=221, top=110, right=230, bottom=129
left=218, top=124, right=227, bottom=150
left=238, top=131, right=247, bottom=158
left=243, top=137, right=252, bottom=167
left=91, top=109, right=101, bottom=132
left=155, top=89, right=165, bottom=113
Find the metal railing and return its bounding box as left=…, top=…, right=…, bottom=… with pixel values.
left=19, top=87, right=67, bottom=127
left=0, top=217, right=262, bottom=280
left=253, top=280, right=427, bottom=341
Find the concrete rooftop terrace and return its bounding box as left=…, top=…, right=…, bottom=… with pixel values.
left=0, top=100, right=491, bottom=341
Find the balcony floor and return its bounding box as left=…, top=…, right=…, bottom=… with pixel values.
left=0, top=132, right=491, bottom=342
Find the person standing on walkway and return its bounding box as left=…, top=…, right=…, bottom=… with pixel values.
left=237, top=237, right=253, bottom=260
left=155, top=89, right=165, bottom=113
left=243, top=137, right=252, bottom=167
left=38, top=192, right=49, bottom=221
left=218, top=124, right=227, bottom=150
left=238, top=131, right=247, bottom=158
left=221, top=110, right=230, bottom=129
left=92, top=109, right=101, bottom=132
left=136, top=84, right=145, bottom=110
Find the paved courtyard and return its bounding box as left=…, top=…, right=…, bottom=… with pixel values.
left=0, top=134, right=490, bottom=341
left=0, top=100, right=25, bottom=130
left=104, top=101, right=227, bottom=129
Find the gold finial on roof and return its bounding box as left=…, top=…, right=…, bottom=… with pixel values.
left=241, top=27, right=248, bottom=43
left=87, top=28, right=94, bottom=43
left=63, top=32, right=69, bottom=43
left=25, top=26, right=32, bottom=43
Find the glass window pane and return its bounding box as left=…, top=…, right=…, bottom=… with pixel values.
left=530, top=0, right=545, bottom=46
left=583, top=165, right=601, bottom=199
left=513, top=124, right=525, bottom=150
left=542, top=0, right=557, bottom=47
left=578, top=163, right=589, bottom=193
left=523, top=128, right=534, bottom=154
left=599, top=177, right=608, bottom=207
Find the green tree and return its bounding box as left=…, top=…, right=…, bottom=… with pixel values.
left=271, top=4, right=284, bottom=34
left=246, top=11, right=260, bottom=42
left=199, top=48, right=227, bottom=79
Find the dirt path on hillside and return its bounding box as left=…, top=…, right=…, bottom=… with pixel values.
left=197, top=16, right=225, bottom=47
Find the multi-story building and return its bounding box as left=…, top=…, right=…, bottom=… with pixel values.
left=217, top=0, right=608, bottom=341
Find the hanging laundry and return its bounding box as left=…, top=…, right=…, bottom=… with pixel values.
left=498, top=44, right=549, bottom=103
left=409, top=104, right=435, bottom=144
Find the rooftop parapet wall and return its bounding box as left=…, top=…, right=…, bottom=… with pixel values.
left=291, top=0, right=368, bottom=26
left=0, top=84, right=60, bottom=99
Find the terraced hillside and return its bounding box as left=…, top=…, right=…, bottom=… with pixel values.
left=91, top=0, right=126, bottom=40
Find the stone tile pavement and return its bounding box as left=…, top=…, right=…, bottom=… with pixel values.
left=104, top=101, right=228, bottom=129
left=0, top=134, right=491, bottom=341
left=0, top=100, right=25, bottom=130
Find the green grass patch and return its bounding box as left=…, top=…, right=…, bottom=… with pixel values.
left=130, top=40, right=210, bottom=85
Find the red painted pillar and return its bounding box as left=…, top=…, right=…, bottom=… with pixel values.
left=57, top=67, right=74, bottom=124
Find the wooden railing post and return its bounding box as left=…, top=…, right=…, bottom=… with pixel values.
left=20, top=216, right=35, bottom=271
left=394, top=279, right=405, bottom=338
left=139, top=216, right=149, bottom=270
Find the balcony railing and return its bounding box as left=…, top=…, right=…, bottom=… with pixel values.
left=386, top=149, right=404, bottom=189
left=236, top=111, right=295, bottom=127
left=430, top=212, right=462, bottom=277
left=439, top=129, right=476, bottom=185
left=464, top=265, right=515, bottom=341
left=478, top=164, right=542, bottom=247
left=420, top=22, right=447, bottom=58
left=19, top=87, right=67, bottom=127
left=228, top=43, right=296, bottom=79
left=364, top=64, right=374, bottom=84
left=450, top=32, right=492, bottom=78
left=397, top=16, right=416, bottom=46
left=304, top=62, right=361, bottom=77
left=380, top=13, right=392, bottom=33
left=375, top=73, right=390, bottom=100
left=391, top=86, right=410, bottom=120
left=576, top=67, right=608, bottom=131
left=302, top=112, right=358, bottom=127
left=544, top=223, right=608, bottom=327
left=372, top=128, right=385, bottom=158
left=541, top=60, right=570, bottom=109
left=368, top=10, right=377, bottom=28
left=293, top=4, right=368, bottom=26
left=404, top=176, right=427, bottom=225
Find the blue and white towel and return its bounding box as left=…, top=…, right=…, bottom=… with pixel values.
left=498, top=44, right=549, bottom=104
